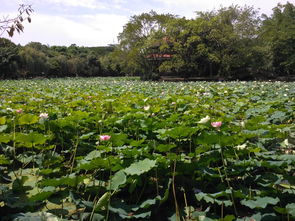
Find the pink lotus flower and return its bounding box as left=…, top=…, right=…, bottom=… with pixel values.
left=99, top=135, right=111, bottom=141
left=211, top=121, right=222, bottom=128
left=16, top=109, right=23, bottom=113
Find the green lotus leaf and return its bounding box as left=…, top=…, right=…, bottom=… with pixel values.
left=0, top=134, right=11, bottom=143
left=0, top=154, right=10, bottom=164
left=29, top=191, right=53, bottom=202
left=0, top=116, right=6, bottom=125
left=109, top=170, right=127, bottom=191
left=94, top=192, right=111, bottom=211
left=286, top=203, right=295, bottom=217
left=241, top=196, right=279, bottom=209
left=124, top=158, right=156, bottom=175
left=0, top=125, right=7, bottom=132
left=15, top=132, right=48, bottom=146
left=17, top=114, right=39, bottom=125
left=155, top=144, right=176, bottom=152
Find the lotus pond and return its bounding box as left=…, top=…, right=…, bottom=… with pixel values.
left=0, top=78, right=294, bottom=221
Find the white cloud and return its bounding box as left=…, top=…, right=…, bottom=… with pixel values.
left=34, top=0, right=129, bottom=10
left=3, top=12, right=128, bottom=46
left=2, top=0, right=292, bottom=46
left=37, top=0, right=106, bottom=9
left=155, top=0, right=291, bottom=17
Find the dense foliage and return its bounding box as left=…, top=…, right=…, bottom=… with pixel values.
left=115, top=3, right=295, bottom=80
left=0, top=40, right=119, bottom=79
left=1, top=3, right=295, bottom=80
left=0, top=78, right=294, bottom=220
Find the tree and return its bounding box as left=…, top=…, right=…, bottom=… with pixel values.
left=0, top=4, right=33, bottom=37
left=100, top=49, right=125, bottom=76
left=19, top=46, right=48, bottom=77
left=201, top=5, right=263, bottom=79
left=260, top=2, right=295, bottom=77
left=153, top=17, right=195, bottom=77
left=86, top=52, right=102, bottom=76
left=0, top=38, right=20, bottom=79
left=158, top=5, right=263, bottom=79
left=117, top=10, right=177, bottom=77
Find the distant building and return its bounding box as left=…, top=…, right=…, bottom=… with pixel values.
left=145, top=36, right=173, bottom=77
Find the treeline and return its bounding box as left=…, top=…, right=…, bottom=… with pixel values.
left=0, top=40, right=122, bottom=79
left=111, top=2, right=295, bottom=80
left=1, top=2, right=295, bottom=80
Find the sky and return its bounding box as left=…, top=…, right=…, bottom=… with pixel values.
left=0, top=0, right=292, bottom=47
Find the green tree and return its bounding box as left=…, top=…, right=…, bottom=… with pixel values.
left=154, top=17, right=194, bottom=77
left=117, top=10, right=176, bottom=77
left=158, top=5, right=263, bottom=79
left=100, top=49, right=125, bottom=76
left=47, top=55, right=68, bottom=77
left=203, top=5, right=263, bottom=79
left=67, top=57, right=87, bottom=77
left=0, top=38, right=20, bottom=79
left=85, top=52, right=102, bottom=77
left=260, top=2, right=295, bottom=77
left=19, top=46, right=48, bottom=77
left=26, top=42, right=49, bottom=54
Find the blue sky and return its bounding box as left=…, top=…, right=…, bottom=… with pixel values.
left=1, top=0, right=291, bottom=46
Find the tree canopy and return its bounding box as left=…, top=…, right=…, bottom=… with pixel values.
left=113, top=2, right=295, bottom=80
left=0, top=39, right=117, bottom=79
left=1, top=3, right=295, bottom=80
left=260, top=2, right=295, bottom=76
